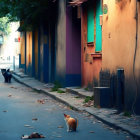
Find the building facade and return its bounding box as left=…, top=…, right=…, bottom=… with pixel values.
left=19, top=0, right=140, bottom=114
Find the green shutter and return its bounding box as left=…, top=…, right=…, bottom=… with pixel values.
left=95, top=0, right=102, bottom=52
left=87, top=6, right=94, bottom=43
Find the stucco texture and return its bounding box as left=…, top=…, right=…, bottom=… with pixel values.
left=81, top=4, right=102, bottom=86
left=102, top=0, right=140, bottom=114
left=20, top=32, right=25, bottom=65
left=56, top=0, right=66, bottom=85
left=26, top=32, right=32, bottom=75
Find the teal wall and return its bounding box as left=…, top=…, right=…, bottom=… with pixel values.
left=95, top=0, right=102, bottom=52
left=87, top=4, right=94, bottom=43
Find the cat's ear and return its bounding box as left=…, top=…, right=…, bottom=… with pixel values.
left=64, top=114, right=67, bottom=117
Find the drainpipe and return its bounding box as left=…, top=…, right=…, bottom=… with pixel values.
left=132, top=0, right=139, bottom=114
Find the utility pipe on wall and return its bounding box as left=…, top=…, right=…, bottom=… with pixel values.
left=132, top=0, right=139, bottom=114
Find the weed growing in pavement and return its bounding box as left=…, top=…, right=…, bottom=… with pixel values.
left=123, top=111, right=131, bottom=117
left=84, top=87, right=89, bottom=91
left=74, top=96, right=80, bottom=98
left=57, top=90, right=65, bottom=93
left=51, top=81, right=62, bottom=92
left=84, top=96, right=94, bottom=103
left=70, top=106, right=74, bottom=110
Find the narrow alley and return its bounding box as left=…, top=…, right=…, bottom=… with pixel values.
left=0, top=0, right=140, bottom=140
left=0, top=73, right=137, bottom=140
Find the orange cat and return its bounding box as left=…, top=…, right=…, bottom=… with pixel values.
left=64, top=114, right=78, bottom=132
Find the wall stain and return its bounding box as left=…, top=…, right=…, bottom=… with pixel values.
left=106, top=15, right=108, bottom=21
left=116, top=0, right=129, bottom=11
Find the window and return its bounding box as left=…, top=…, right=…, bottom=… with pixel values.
left=95, top=0, right=102, bottom=52
left=87, top=5, right=94, bottom=43
left=87, top=0, right=102, bottom=52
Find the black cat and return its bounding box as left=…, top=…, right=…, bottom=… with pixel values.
left=1, top=69, right=12, bottom=83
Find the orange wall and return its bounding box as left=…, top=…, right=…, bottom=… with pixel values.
left=102, top=0, right=140, bottom=113
left=81, top=5, right=102, bottom=86
left=102, top=0, right=136, bottom=75
left=34, top=30, right=38, bottom=78
left=26, top=32, right=32, bottom=69
left=20, top=32, right=25, bottom=65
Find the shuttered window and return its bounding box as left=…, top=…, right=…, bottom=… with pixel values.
left=87, top=5, right=94, bottom=43
left=95, top=0, right=102, bottom=52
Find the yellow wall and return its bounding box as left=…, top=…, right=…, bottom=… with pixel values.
left=102, top=0, right=136, bottom=75
left=26, top=32, right=32, bottom=68
left=102, top=0, right=140, bottom=113
left=20, top=32, right=25, bottom=65
left=34, top=30, right=38, bottom=77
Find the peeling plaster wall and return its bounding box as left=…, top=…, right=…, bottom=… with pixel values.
left=20, top=32, right=25, bottom=66
left=102, top=0, right=140, bottom=114
left=66, top=7, right=81, bottom=87
left=56, top=0, right=66, bottom=86
left=81, top=3, right=102, bottom=87
left=26, top=32, right=32, bottom=76
left=39, top=25, right=49, bottom=83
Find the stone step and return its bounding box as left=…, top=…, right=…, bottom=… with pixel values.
left=13, top=72, right=29, bottom=78
left=66, top=87, right=94, bottom=98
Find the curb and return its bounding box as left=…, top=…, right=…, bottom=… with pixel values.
left=66, top=88, right=88, bottom=98
left=12, top=74, right=80, bottom=112
left=84, top=108, right=140, bottom=139
left=12, top=74, right=140, bottom=139
left=13, top=71, right=29, bottom=78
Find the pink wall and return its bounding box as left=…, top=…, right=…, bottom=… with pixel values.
left=81, top=5, right=102, bottom=86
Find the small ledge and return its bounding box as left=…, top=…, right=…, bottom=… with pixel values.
left=90, top=53, right=102, bottom=58
left=87, top=42, right=94, bottom=47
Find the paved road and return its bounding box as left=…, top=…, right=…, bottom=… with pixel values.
left=0, top=73, right=136, bottom=140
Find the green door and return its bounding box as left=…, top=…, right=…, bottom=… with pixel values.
left=96, top=0, right=102, bottom=52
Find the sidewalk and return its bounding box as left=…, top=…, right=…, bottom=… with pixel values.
left=12, top=69, right=140, bottom=139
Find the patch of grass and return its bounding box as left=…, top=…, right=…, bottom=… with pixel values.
left=84, top=87, right=89, bottom=91
left=51, top=81, right=62, bottom=92
left=51, top=87, right=58, bottom=92
left=123, top=111, right=131, bottom=117
left=70, top=106, right=74, bottom=110
left=84, top=96, right=94, bottom=103
left=74, top=96, right=80, bottom=98
left=57, top=90, right=65, bottom=93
